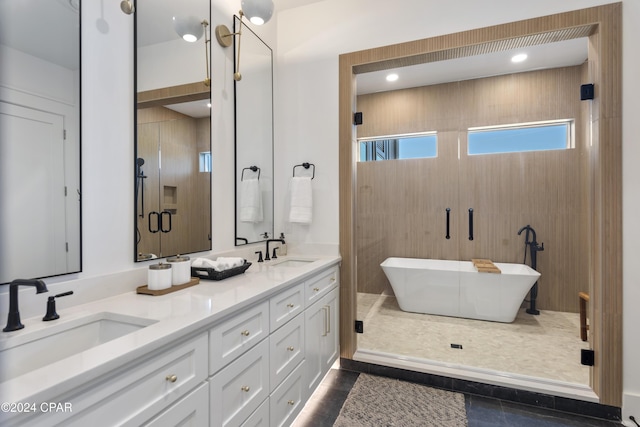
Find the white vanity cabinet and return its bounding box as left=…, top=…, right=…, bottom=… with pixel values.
left=209, top=264, right=339, bottom=427
left=7, top=332, right=209, bottom=427
left=2, top=260, right=340, bottom=427
left=304, top=285, right=339, bottom=397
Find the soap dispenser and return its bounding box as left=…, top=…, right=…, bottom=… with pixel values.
left=279, top=233, right=287, bottom=256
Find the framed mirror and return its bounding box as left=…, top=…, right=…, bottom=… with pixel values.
left=135, top=0, right=211, bottom=261
left=0, top=0, right=82, bottom=284
left=234, top=16, right=274, bottom=245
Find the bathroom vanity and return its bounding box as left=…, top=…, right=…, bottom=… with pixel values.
left=0, top=256, right=340, bottom=427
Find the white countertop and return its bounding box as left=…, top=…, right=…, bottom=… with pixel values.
left=0, top=255, right=341, bottom=406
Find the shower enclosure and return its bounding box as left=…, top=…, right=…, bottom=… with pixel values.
left=339, top=5, right=623, bottom=407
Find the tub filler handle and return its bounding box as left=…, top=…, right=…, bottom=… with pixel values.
left=468, top=208, right=474, bottom=241
left=445, top=208, right=451, bottom=239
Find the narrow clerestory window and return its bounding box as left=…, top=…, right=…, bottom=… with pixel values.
left=467, top=120, right=574, bottom=155
left=358, top=132, right=437, bottom=162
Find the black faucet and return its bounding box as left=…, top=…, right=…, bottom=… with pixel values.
left=518, top=225, right=544, bottom=315
left=265, top=239, right=285, bottom=261
left=3, top=279, right=49, bottom=332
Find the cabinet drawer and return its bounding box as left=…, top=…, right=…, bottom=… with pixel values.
left=56, top=333, right=208, bottom=427
left=270, top=360, right=305, bottom=427
left=240, top=399, right=269, bottom=427
left=210, top=339, right=270, bottom=427
left=270, top=283, right=304, bottom=331
left=305, top=266, right=338, bottom=307
left=269, top=313, right=304, bottom=390
left=143, top=382, right=209, bottom=426
left=209, top=301, right=269, bottom=375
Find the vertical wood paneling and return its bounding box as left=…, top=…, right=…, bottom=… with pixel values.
left=136, top=107, right=211, bottom=258
left=339, top=3, right=621, bottom=406
left=357, top=67, right=586, bottom=313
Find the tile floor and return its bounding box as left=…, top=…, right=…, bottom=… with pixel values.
left=292, top=368, right=623, bottom=427
left=357, top=292, right=591, bottom=384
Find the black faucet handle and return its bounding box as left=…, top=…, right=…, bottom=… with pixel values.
left=255, top=251, right=264, bottom=263
left=272, top=247, right=279, bottom=259
left=43, top=291, right=74, bottom=322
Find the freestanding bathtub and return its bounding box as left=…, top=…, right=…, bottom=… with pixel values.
left=380, top=257, right=541, bottom=323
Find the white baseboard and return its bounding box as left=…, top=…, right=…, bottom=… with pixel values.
left=623, top=392, right=640, bottom=426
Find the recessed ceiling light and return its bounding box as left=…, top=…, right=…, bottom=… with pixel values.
left=511, top=53, right=528, bottom=63
left=386, top=73, right=399, bottom=82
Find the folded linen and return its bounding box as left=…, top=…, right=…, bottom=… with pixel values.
left=192, top=257, right=245, bottom=272
left=288, top=176, right=313, bottom=224
left=216, top=257, right=245, bottom=271
left=239, top=178, right=263, bottom=223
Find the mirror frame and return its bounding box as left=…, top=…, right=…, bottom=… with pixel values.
left=233, top=15, right=275, bottom=245
left=0, top=0, right=82, bottom=284
left=133, top=0, right=212, bottom=262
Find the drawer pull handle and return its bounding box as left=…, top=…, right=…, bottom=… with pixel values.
left=287, top=303, right=294, bottom=308
left=166, top=374, right=177, bottom=383
left=241, top=386, right=251, bottom=392
left=330, top=277, right=335, bottom=282
left=241, top=330, right=250, bottom=336
left=288, top=400, right=295, bottom=405
left=313, top=287, right=320, bottom=292
left=287, top=346, right=295, bottom=351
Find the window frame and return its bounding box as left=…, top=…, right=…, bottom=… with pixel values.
left=467, top=119, right=575, bottom=156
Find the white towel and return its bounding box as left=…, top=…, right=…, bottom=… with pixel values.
left=216, top=257, right=245, bottom=270
left=288, top=177, right=313, bottom=224
left=192, top=257, right=244, bottom=272
left=239, top=178, right=263, bottom=223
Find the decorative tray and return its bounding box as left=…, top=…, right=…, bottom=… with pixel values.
left=136, top=277, right=200, bottom=296
left=191, top=260, right=252, bottom=281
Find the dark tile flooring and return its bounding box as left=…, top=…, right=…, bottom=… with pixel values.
left=292, top=369, right=623, bottom=427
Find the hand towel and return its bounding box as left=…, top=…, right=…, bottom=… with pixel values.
left=239, top=178, right=263, bottom=223
left=288, top=176, right=313, bottom=224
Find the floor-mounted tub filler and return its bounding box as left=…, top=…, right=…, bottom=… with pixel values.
left=380, top=257, right=540, bottom=323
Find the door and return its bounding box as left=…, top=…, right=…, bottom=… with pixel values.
left=0, top=102, right=67, bottom=279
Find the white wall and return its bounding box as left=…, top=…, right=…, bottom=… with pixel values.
left=273, top=0, right=639, bottom=423
left=1, top=0, right=637, bottom=421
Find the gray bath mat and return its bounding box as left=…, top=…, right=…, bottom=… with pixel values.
left=333, top=373, right=468, bottom=427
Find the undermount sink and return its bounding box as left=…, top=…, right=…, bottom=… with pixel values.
left=270, top=259, right=316, bottom=268
left=0, top=312, right=156, bottom=383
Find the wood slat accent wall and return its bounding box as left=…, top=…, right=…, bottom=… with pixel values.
left=356, top=66, right=587, bottom=313
left=137, top=107, right=211, bottom=257
left=338, top=3, right=621, bottom=405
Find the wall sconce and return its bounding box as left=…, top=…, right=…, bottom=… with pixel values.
left=120, top=0, right=134, bottom=15
left=173, top=17, right=211, bottom=87
left=214, top=0, right=274, bottom=81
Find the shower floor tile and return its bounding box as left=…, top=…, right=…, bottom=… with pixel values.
left=356, top=292, right=590, bottom=385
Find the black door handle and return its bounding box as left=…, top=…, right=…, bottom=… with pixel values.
left=160, top=211, right=172, bottom=233
left=148, top=211, right=159, bottom=233
left=446, top=208, right=451, bottom=239
left=468, top=208, right=474, bottom=241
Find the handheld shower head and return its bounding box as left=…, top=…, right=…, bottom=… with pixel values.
left=136, top=157, right=145, bottom=167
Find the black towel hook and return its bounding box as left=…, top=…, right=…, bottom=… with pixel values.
left=241, top=166, right=260, bottom=181
left=293, top=162, right=315, bottom=180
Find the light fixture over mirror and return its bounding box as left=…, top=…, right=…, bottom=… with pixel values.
left=241, top=0, right=274, bottom=25
left=173, top=16, right=205, bottom=42
left=215, top=0, right=273, bottom=81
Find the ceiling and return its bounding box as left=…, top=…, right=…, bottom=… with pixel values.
left=356, top=37, right=588, bottom=95
left=1, top=0, right=588, bottom=101
left=0, top=0, right=80, bottom=70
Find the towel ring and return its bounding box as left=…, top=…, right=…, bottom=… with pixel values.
left=292, top=162, right=315, bottom=180
left=241, top=166, right=260, bottom=181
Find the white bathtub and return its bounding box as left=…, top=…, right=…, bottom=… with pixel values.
left=380, top=257, right=541, bottom=323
